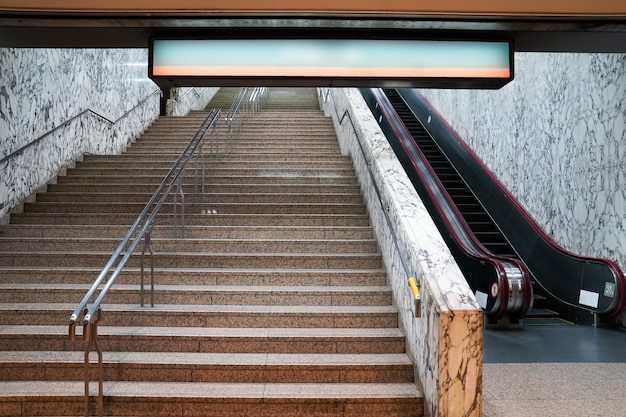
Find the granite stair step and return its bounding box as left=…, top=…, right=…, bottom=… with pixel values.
left=74, top=156, right=351, bottom=169
left=129, top=133, right=338, bottom=142
left=124, top=145, right=343, bottom=154
left=0, top=237, right=379, bottom=254
left=51, top=175, right=359, bottom=186
left=44, top=183, right=361, bottom=194
left=35, top=192, right=363, bottom=204
left=22, top=202, right=368, bottom=215
left=0, top=225, right=373, bottom=239
left=8, top=213, right=371, bottom=226
left=66, top=161, right=354, bottom=171
left=127, top=138, right=340, bottom=146
left=0, top=381, right=422, bottom=417
left=0, top=326, right=406, bottom=353
left=0, top=304, right=399, bottom=328
left=0, top=267, right=386, bottom=286
left=54, top=171, right=357, bottom=184
left=0, top=284, right=391, bottom=306
left=0, top=351, right=413, bottom=383
left=0, top=251, right=383, bottom=269
left=68, top=162, right=354, bottom=171
left=77, top=153, right=351, bottom=164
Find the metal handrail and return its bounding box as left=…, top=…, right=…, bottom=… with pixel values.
left=224, top=87, right=268, bottom=153
left=179, top=87, right=207, bottom=99
left=224, top=88, right=249, bottom=153
left=68, top=107, right=220, bottom=329
left=0, top=88, right=162, bottom=165
left=319, top=87, right=421, bottom=316
left=67, top=107, right=221, bottom=417
left=248, top=87, right=268, bottom=115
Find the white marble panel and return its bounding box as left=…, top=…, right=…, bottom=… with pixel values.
left=167, top=87, right=219, bottom=116
left=1, top=49, right=218, bottom=222
left=320, top=87, right=482, bottom=417
left=419, top=52, right=626, bottom=326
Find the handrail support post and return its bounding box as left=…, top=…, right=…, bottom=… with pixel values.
left=82, top=308, right=104, bottom=417
left=140, top=219, right=155, bottom=307
left=173, top=177, right=185, bottom=239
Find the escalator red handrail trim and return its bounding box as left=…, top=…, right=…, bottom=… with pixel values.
left=371, top=88, right=511, bottom=317
left=413, top=89, right=626, bottom=316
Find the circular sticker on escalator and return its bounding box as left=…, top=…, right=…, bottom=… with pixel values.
left=490, top=283, right=498, bottom=298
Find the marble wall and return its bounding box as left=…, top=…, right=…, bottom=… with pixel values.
left=166, top=87, right=220, bottom=117
left=419, top=53, right=626, bottom=326
left=320, top=88, right=483, bottom=417
left=0, top=48, right=217, bottom=221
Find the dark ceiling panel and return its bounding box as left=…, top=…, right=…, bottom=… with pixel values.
left=1, top=15, right=626, bottom=52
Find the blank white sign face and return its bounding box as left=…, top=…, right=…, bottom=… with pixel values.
left=150, top=38, right=513, bottom=88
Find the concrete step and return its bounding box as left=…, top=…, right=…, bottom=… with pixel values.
left=0, top=351, right=413, bottom=383
left=0, top=304, right=399, bottom=328
left=0, top=325, right=405, bottom=353
left=0, top=284, right=391, bottom=306
left=0, top=380, right=422, bottom=417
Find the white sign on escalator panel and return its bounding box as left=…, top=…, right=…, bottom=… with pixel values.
left=579, top=289, right=599, bottom=308
left=475, top=291, right=488, bottom=310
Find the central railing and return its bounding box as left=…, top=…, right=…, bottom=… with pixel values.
left=67, top=107, right=220, bottom=417
left=67, top=86, right=268, bottom=417
left=224, top=87, right=267, bottom=153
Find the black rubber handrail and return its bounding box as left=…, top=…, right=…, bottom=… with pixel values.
left=362, top=88, right=532, bottom=318
left=397, top=88, right=626, bottom=318
left=0, top=88, right=162, bottom=165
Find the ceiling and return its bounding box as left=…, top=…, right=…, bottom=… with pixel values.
left=1, top=11, right=626, bottom=52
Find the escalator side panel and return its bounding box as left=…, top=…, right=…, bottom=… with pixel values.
left=360, top=88, right=532, bottom=318
left=396, top=88, right=626, bottom=318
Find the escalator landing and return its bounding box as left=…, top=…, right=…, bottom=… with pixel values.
left=484, top=324, right=626, bottom=363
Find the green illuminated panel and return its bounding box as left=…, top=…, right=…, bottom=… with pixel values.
left=150, top=38, right=512, bottom=88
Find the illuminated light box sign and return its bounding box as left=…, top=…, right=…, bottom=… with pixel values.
left=150, top=38, right=513, bottom=88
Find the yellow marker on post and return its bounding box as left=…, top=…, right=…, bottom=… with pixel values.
left=407, top=277, right=421, bottom=318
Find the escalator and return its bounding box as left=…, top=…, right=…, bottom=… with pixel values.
left=363, top=87, right=626, bottom=325
left=388, top=89, right=516, bottom=259
left=361, top=88, right=533, bottom=321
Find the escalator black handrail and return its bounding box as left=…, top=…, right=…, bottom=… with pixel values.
left=406, top=88, right=626, bottom=317
left=369, top=88, right=533, bottom=317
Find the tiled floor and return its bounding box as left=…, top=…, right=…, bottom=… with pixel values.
left=483, top=322, right=626, bottom=417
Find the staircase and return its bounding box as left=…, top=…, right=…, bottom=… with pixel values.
left=0, top=87, right=423, bottom=416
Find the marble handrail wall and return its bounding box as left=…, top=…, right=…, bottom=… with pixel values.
left=320, top=88, right=483, bottom=417
left=418, top=52, right=626, bottom=327
left=0, top=48, right=218, bottom=221
left=166, top=87, right=220, bottom=116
